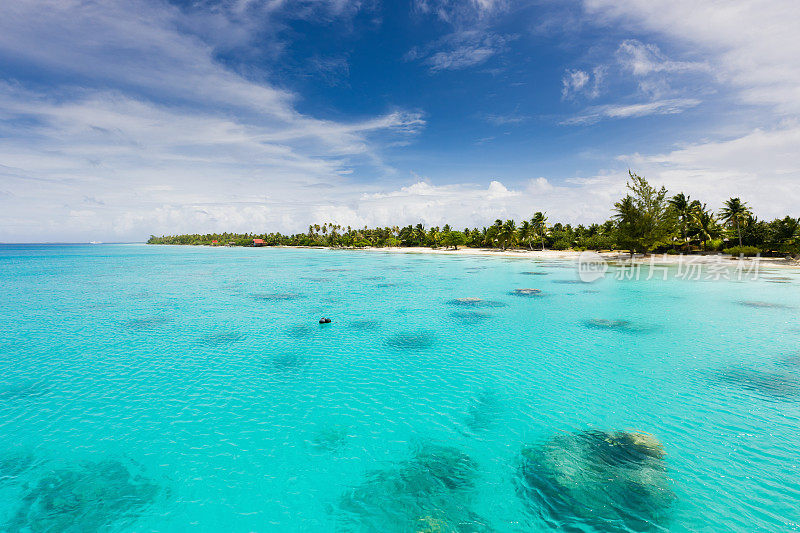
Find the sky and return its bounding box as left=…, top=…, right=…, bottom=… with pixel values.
left=0, top=0, right=798, bottom=242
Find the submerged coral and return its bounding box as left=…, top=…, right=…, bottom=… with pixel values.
left=308, top=425, right=350, bottom=452
left=200, top=332, right=243, bottom=345
left=385, top=331, right=436, bottom=350
left=510, top=288, right=542, bottom=297
left=7, top=460, right=159, bottom=532
left=349, top=319, right=382, bottom=331
left=447, top=298, right=507, bottom=308
left=338, top=444, right=490, bottom=532
left=516, top=430, right=674, bottom=532
left=450, top=311, right=491, bottom=323
left=460, top=390, right=501, bottom=435
left=582, top=318, right=656, bottom=334
left=716, top=367, right=800, bottom=400
left=250, top=292, right=301, bottom=301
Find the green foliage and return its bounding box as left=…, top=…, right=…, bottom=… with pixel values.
left=723, top=245, right=761, bottom=257
left=146, top=171, right=797, bottom=256
left=613, top=171, right=671, bottom=253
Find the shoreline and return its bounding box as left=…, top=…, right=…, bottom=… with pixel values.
left=317, top=246, right=800, bottom=270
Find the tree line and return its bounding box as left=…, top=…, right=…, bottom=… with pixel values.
left=147, top=172, right=799, bottom=257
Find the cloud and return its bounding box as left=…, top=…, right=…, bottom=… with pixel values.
left=406, top=30, right=511, bottom=72
left=0, top=1, right=423, bottom=242
left=562, top=98, right=701, bottom=125
left=616, top=40, right=709, bottom=77
left=413, top=0, right=507, bottom=25
left=584, top=0, right=800, bottom=113
left=620, top=123, right=800, bottom=219
left=482, top=113, right=528, bottom=125
left=561, top=66, right=604, bottom=99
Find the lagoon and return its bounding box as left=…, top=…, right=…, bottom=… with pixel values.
left=1, top=244, right=799, bottom=531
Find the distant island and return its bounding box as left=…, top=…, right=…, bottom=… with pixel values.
left=148, top=173, right=799, bottom=258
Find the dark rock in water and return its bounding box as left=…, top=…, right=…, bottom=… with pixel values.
left=200, top=332, right=243, bottom=346
left=716, top=367, right=800, bottom=400
left=319, top=317, right=332, bottom=324
left=250, top=292, right=301, bottom=302
left=338, top=444, right=491, bottom=532
left=447, top=298, right=506, bottom=308
left=450, top=311, right=491, bottom=323
left=385, top=331, right=436, bottom=350
left=738, top=300, right=794, bottom=310
left=510, top=288, right=542, bottom=297
left=7, top=460, right=159, bottom=532
left=516, top=430, right=674, bottom=532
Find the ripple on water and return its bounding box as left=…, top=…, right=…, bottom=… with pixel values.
left=738, top=300, right=795, bottom=310
left=447, top=298, right=507, bottom=308
left=306, top=424, right=350, bottom=452
left=0, top=452, right=35, bottom=484
left=250, top=292, right=302, bottom=302
left=269, top=352, right=309, bottom=372
left=7, top=460, right=159, bottom=532
left=449, top=311, right=491, bottom=324
left=521, top=271, right=549, bottom=276
left=0, top=381, right=49, bottom=401
left=200, top=331, right=243, bottom=346
left=124, top=316, right=173, bottom=330
left=715, top=367, right=800, bottom=400
left=384, top=331, right=437, bottom=350
left=582, top=318, right=657, bottom=334
left=349, top=319, right=382, bottom=331
left=338, top=444, right=490, bottom=532
left=516, top=430, right=674, bottom=532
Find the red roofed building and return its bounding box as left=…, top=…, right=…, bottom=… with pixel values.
left=253, top=238, right=265, bottom=247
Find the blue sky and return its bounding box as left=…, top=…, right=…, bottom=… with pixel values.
left=0, top=0, right=798, bottom=242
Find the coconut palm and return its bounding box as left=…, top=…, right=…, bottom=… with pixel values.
left=497, top=219, right=517, bottom=250
left=719, top=197, right=752, bottom=247
left=531, top=212, right=548, bottom=250
left=668, top=193, right=700, bottom=252
left=519, top=220, right=534, bottom=249
left=692, top=204, right=720, bottom=251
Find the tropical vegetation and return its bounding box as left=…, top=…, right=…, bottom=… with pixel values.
left=148, top=172, right=799, bottom=257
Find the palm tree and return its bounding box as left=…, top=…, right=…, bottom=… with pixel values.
left=519, top=220, right=533, bottom=249
left=531, top=212, right=548, bottom=250
left=668, top=193, right=700, bottom=252
left=719, top=197, right=752, bottom=247
left=497, top=219, right=517, bottom=250
left=692, top=204, right=720, bottom=251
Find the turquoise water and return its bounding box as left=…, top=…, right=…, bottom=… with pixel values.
left=1, top=244, right=799, bottom=532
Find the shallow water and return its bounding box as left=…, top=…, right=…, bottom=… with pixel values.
left=1, top=244, right=800, bottom=532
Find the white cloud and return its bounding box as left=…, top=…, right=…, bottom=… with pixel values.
left=414, top=0, right=507, bottom=24
left=406, top=30, right=510, bottom=73
left=562, top=98, right=701, bottom=125
left=616, top=40, right=709, bottom=77
left=0, top=0, right=423, bottom=242
left=561, top=66, right=605, bottom=100
left=584, top=0, right=800, bottom=113
left=621, top=123, right=800, bottom=219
